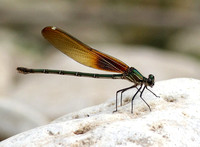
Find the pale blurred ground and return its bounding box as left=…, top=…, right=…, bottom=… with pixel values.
left=0, top=0, right=200, bottom=140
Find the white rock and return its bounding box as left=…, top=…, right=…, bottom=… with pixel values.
left=1, top=78, right=200, bottom=146
left=0, top=99, right=49, bottom=140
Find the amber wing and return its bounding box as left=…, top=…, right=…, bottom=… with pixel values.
left=42, top=26, right=129, bottom=73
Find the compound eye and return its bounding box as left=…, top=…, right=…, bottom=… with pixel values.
left=149, top=74, right=154, bottom=79
left=148, top=74, right=155, bottom=87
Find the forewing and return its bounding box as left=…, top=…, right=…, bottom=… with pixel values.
left=42, top=26, right=129, bottom=73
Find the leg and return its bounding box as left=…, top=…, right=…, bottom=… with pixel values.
left=120, top=87, right=142, bottom=106
left=131, top=85, right=143, bottom=113
left=120, top=85, right=137, bottom=106
left=113, top=85, right=136, bottom=113
left=146, top=87, right=160, bottom=98
left=139, top=86, right=151, bottom=111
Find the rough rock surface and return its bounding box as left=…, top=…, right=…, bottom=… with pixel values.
left=1, top=78, right=200, bottom=146
left=0, top=99, right=49, bottom=140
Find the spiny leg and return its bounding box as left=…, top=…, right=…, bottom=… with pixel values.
left=139, top=86, right=151, bottom=111
left=120, top=85, right=137, bottom=106
left=113, top=85, right=136, bottom=113
left=131, top=85, right=143, bottom=113
left=146, top=87, right=160, bottom=98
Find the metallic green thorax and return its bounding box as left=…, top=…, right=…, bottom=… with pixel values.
left=123, top=67, right=155, bottom=88
left=124, top=67, right=144, bottom=84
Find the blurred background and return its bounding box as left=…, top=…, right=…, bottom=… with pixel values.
left=0, top=0, right=200, bottom=141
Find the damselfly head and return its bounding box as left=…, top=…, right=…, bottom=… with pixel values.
left=147, top=74, right=155, bottom=87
